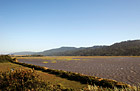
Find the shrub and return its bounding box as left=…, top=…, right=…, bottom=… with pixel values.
left=0, top=55, right=12, bottom=63
left=99, top=79, right=115, bottom=88
left=0, top=69, right=71, bottom=91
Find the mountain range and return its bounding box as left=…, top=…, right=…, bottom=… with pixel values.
left=10, top=52, right=37, bottom=55
left=10, top=40, right=140, bottom=56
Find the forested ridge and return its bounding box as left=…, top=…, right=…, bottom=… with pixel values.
left=11, top=40, right=140, bottom=56
left=50, top=40, right=140, bottom=56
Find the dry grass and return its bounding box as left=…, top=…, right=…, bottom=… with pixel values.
left=15, top=56, right=79, bottom=61
left=43, top=61, right=48, bottom=63
left=51, top=60, right=57, bottom=63
left=81, top=85, right=140, bottom=91
left=14, top=56, right=140, bottom=60
left=0, top=62, right=87, bottom=90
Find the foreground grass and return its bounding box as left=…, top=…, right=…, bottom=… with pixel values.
left=81, top=85, right=140, bottom=91
left=0, top=62, right=87, bottom=90
left=0, top=69, right=70, bottom=91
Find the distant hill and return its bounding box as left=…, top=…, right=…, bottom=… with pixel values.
left=34, top=46, right=104, bottom=56
left=11, top=40, right=140, bottom=56
left=46, top=40, right=140, bottom=56
left=10, top=51, right=37, bottom=55
left=35, top=47, right=86, bottom=56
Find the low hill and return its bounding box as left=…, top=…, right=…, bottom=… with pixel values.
left=11, top=40, right=140, bottom=56
left=48, top=40, right=140, bottom=56
left=36, top=47, right=85, bottom=56
left=10, top=51, right=37, bottom=55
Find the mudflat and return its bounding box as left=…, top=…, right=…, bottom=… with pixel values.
left=18, top=56, right=140, bottom=86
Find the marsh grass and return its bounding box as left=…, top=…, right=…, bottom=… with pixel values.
left=51, top=60, right=57, bottom=63
left=43, top=61, right=49, bottom=63
left=15, top=56, right=80, bottom=61
left=81, top=85, right=140, bottom=91
left=15, top=56, right=140, bottom=62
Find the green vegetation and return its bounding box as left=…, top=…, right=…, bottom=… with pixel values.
left=0, top=55, right=13, bottom=63
left=0, top=62, right=87, bottom=90
left=81, top=85, right=139, bottom=91
left=12, top=40, right=140, bottom=56
left=51, top=60, right=57, bottom=63
left=43, top=61, right=49, bottom=63
left=15, top=56, right=80, bottom=61
left=41, top=40, right=140, bottom=56
left=0, top=69, right=73, bottom=91
left=35, top=47, right=79, bottom=56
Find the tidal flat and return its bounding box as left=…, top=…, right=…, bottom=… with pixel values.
left=17, top=56, right=140, bottom=86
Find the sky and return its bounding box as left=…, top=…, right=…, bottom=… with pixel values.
left=0, top=0, right=140, bottom=54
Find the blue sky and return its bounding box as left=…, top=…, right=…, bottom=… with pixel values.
left=0, top=0, right=140, bottom=53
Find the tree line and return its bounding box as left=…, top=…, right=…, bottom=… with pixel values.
left=50, top=40, right=140, bottom=56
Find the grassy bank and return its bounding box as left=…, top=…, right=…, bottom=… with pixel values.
left=0, top=68, right=71, bottom=91
left=0, top=62, right=86, bottom=90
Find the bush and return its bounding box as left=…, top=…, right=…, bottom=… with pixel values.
left=0, top=69, right=71, bottom=91
left=0, top=55, right=12, bottom=63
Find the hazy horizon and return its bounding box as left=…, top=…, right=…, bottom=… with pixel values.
left=1, top=0, right=140, bottom=54
left=1, top=39, right=140, bottom=54
left=0, top=43, right=112, bottom=54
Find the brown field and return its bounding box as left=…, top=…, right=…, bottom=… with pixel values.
left=17, top=56, right=140, bottom=86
